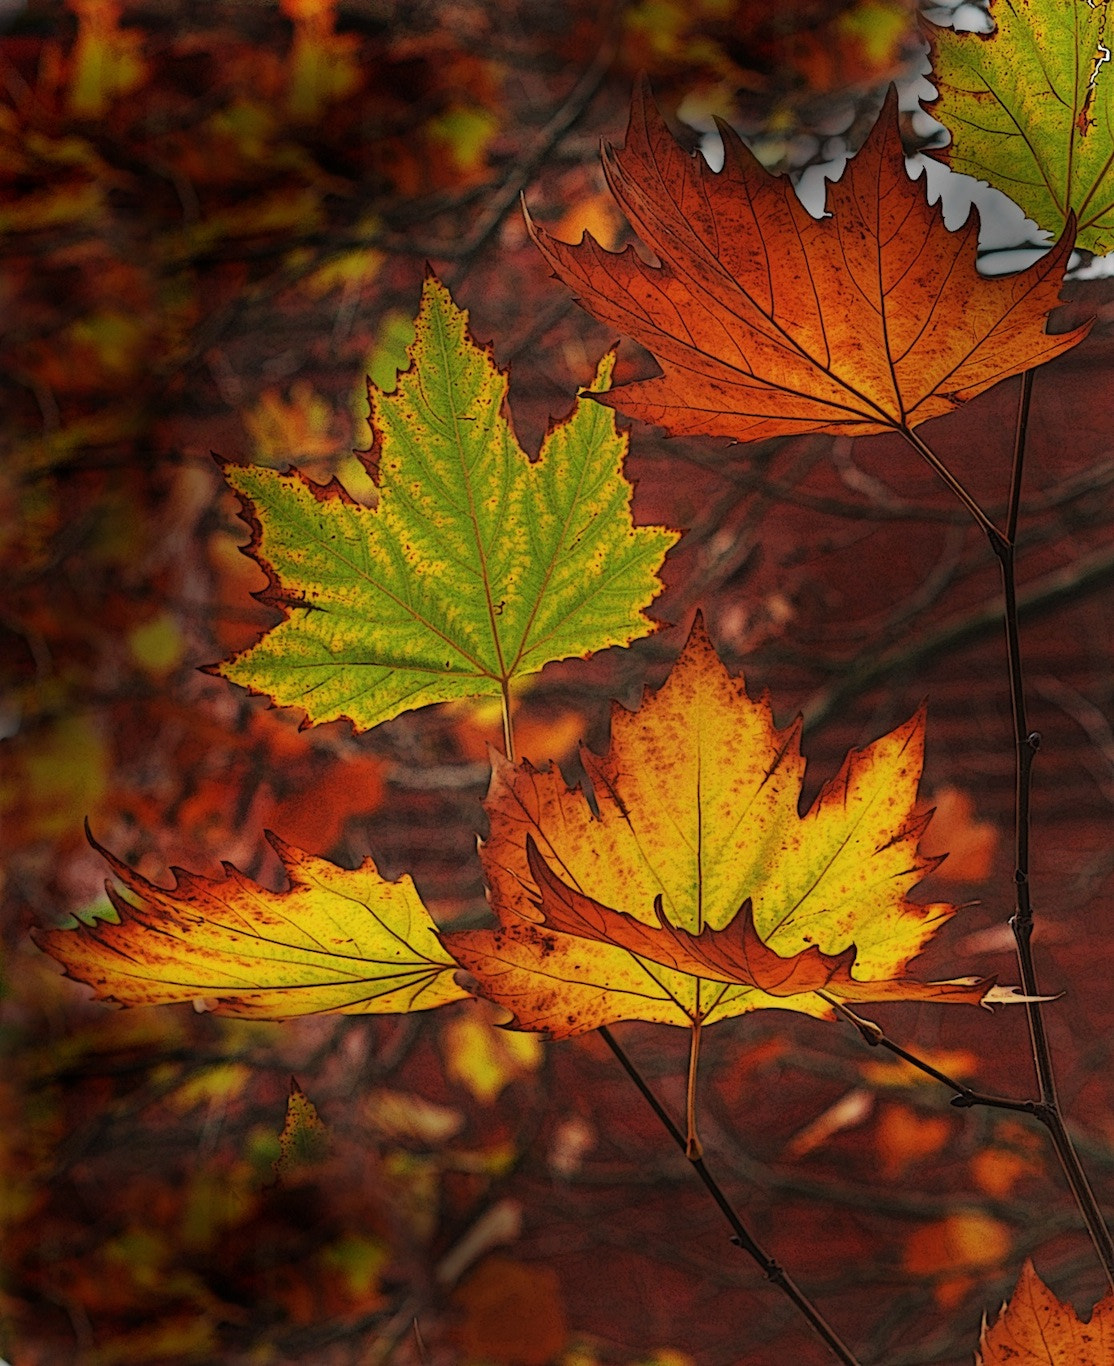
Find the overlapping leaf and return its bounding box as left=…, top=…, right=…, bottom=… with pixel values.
left=219, top=275, right=678, bottom=731
left=445, top=616, right=1005, bottom=1040
left=35, top=831, right=469, bottom=1018
left=523, top=834, right=994, bottom=1005
left=978, top=1260, right=1114, bottom=1364
left=528, top=83, right=1087, bottom=443
left=928, top=0, right=1114, bottom=255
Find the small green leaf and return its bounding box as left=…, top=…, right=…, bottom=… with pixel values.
left=218, top=274, right=678, bottom=731
left=928, top=0, right=1114, bottom=253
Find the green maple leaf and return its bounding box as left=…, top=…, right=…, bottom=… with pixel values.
left=218, top=274, right=678, bottom=731
left=927, top=0, right=1114, bottom=253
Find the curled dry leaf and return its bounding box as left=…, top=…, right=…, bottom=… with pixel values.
left=528, top=82, right=1087, bottom=443
left=444, top=615, right=1009, bottom=1041
left=34, top=828, right=469, bottom=1018
left=978, top=1259, right=1114, bottom=1364
left=523, top=833, right=995, bottom=1006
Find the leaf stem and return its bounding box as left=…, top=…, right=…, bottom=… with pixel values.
left=598, top=1025, right=862, bottom=1366
left=899, top=425, right=1002, bottom=542
left=685, top=1017, right=704, bottom=1159
left=909, top=393, right=1114, bottom=1287
left=500, top=679, right=515, bottom=763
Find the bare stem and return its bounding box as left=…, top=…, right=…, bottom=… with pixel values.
left=907, top=393, right=1114, bottom=1287
left=821, top=994, right=1039, bottom=1115
left=685, top=1017, right=704, bottom=1159
left=598, top=1026, right=862, bottom=1366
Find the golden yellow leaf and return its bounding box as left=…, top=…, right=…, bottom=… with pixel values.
left=35, top=832, right=470, bottom=1018
left=446, top=616, right=1005, bottom=1040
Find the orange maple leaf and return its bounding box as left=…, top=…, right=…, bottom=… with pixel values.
left=528, top=83, right=1088, bottom=443
left=977, top=1260, right=1114, bottom=1364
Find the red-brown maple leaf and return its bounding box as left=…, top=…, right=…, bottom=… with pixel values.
left=528, top=83, right=1088, bottom=443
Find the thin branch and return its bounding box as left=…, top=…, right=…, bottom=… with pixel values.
left=1006, top=369, right=1034, bottom=544
left=912, top=396, right=1114, bottom=1287
left=399, top=37, right=617, bottom=268
left=598, top=1026, right=862, bottom=1366
left=821, top=995, right=1040, bottom=1115
left=899, top=425, right=1003, bottom=541
left=801, top=541, right=1114, bottom=730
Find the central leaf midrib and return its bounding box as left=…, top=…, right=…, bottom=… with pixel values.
left=429, top=293, right=512, bottom=687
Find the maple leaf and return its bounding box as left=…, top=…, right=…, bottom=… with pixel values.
left=34, top=829, right=469, bottom=1018
left=444, top=615, right=1004, bottom=1041
left=977, top=1259, right=1114, bottom=1364
left=927, top=0, right=1114, bottom=256
left=527, top=82, right=1088, bottom=443
left=218, top=274, right=678, bottom=735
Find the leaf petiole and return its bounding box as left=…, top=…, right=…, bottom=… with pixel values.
left=685, top=1014, right=704, bottom=1159
left=899, top=424, right=1003, bottom=543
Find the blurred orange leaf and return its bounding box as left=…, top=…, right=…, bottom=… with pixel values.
left=904, top=1211, right=1011, bottom=1310
left=442, top=1001, right=543, bottom=1104
left=453, top=1255, right=568, bottom=1366
left=919, top=785, right=999, bottom=884
left=874, top=1102, right=951, bottom=1179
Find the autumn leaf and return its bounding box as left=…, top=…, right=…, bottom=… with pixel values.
left=523, top=833, right=996, bottom=1006
left=927, top=0, right=1114, bottom=255
left=905, top=1210, right=1011, bottom=1309
left=442, top=999, right=543, bottom=1103
left=34, top=829, right=469, bottom=1017
left=274, top=1079, right=330, bottom=1181
left=445, top=615, right=1004, bottom=1042
left=528, top=82, right=1087, bottom=443
left=218, top=274, right=678, bottom=734
left=977, top=1260, right=1114, bottom=1363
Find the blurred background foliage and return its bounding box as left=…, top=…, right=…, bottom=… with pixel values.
left=5, top=1, right=1114, bottom=1363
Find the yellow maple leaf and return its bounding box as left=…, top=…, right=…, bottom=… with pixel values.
left=35, top=831, right=469, bottom=1018
left=444, top=615, right=1020, bottom=1152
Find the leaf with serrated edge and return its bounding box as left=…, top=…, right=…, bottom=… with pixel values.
left=217, top=274, right=678, bottom=731
left=34, top=829, right=469, bottom=1018
left=444, top=615, right=1010, bottom=1039
left=978, top=1259, right=1114, bottom=1364
left=528, top=82, right=1087, bottom=444
left=928, top=1, right=1114, bottom=255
